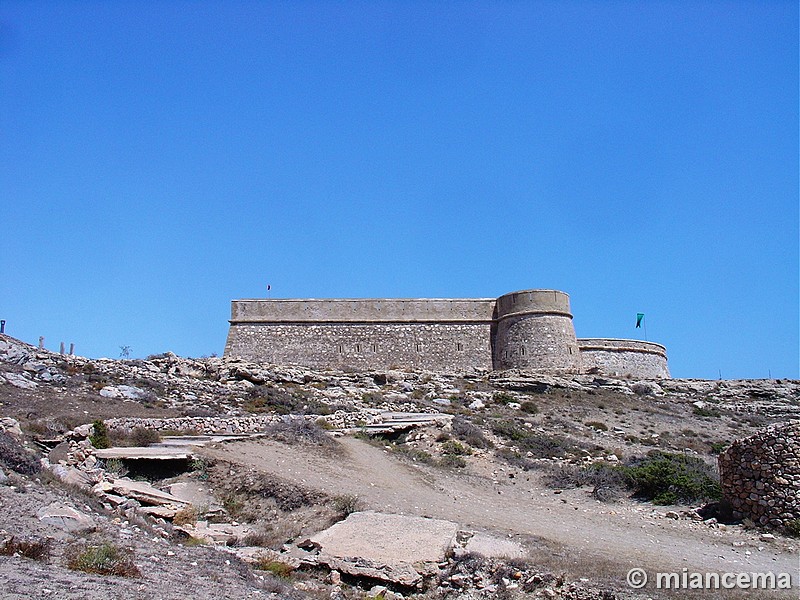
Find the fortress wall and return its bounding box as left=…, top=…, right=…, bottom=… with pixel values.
left=224, top=291, right=671, bottom=378
left=578, top=339, right=669, bottom=379
left=493, top=290, right=581, bottom=372
left=225, top=322, right=493, bottom=372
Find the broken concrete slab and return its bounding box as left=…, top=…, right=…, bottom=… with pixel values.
left=95, top=447, right=195, bottom=460
left=175, top=520, right=254, bottom=545
left=109, top=478, right=191, bottom=507
left=225, top=546, right=302, bottom=568
left=304, top=511, right=459, bottom=587
left=319, top=555, right=422, bottom=588
left=453, top=531, right=526, bottom=559
left=310, top=511, right=459, bottom=565
left=165, top=481, right=220, bottom=509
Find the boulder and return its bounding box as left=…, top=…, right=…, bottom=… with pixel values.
left=4, top=373, right=37, bottom=390
left=37, top=502, right=96, bottom=533
left=99, top=385, right=148, bottom=400
left=0, top=418, right=23, bottom=436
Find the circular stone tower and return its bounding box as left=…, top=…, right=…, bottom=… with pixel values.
left=493, top=289, right=581, bottom=372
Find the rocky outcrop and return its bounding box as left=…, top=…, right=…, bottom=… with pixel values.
left=718, top=420, right=800, bottom=531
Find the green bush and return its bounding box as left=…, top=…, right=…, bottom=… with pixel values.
left=257, top=560, right=294, bottom=578
left=784, top=519, right=800, bottom=538
left=440, top=440, right=472, bottom=456
left=520, top=401, right=539, bottom=414
left=65, top=543, right=141, bottom=577
left=491, top=419, right=578, bottom=458
left=620, top=451, right=721, bottom=505
left=89, top=420, right=111, bottom=449
left=440, top=455, right=467, bottom=468
left=710, top=442, right=729, bottom=455
left=693, top=405, right=721, bottom=418
left=493, top=392, right=516, bottom=405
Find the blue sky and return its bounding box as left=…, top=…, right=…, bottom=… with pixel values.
left=1, top=1, right=797, bottom=379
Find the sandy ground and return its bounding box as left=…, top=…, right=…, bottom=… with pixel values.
left=204, top=436, right=800, bottom=594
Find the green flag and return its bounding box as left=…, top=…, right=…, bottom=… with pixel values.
left=636, top=313, right=644, bottom=328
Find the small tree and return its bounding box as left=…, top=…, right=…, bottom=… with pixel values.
left=119, top=345, right=131, bottom=359
left=89, top=420, right=111, bottom=449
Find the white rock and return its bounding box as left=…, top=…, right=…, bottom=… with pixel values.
left=0, top=418, right=23, bottom=436
left=37, top=502, right=96, bottom=533
left=99, top=385, right=148, bottom=400
left=4, top=373, right=37, bottom=390
left=468, top=399, right=485, bottom=410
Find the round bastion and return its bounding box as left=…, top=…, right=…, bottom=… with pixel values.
left=493, top=289, right=581, bottom=372
left=718, top=420, right=800, bottom=532
left=578, top=339, right=669, bottom=379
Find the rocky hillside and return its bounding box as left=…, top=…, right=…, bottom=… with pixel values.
left=0, top=333, right=798, bottom=599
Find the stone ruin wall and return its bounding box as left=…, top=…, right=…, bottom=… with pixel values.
left=718, top=420, right=800, bottom=531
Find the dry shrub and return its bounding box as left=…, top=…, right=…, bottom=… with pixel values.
left=240, top=522, right=303, bottom=549
left=451, top=416, right=493, bottom=449
left=173, top=505, right=199, bottom=526
left=0, top=536, right=50, bottom=560
left=263, top=419, right=337, bottom=449
left=256, top=559, right=294, bottom=578
left=109, top=427, right=161, bottom=447
left=65, top=542, right=141, bottom=577
left=332, top=494, right=361, bottom=519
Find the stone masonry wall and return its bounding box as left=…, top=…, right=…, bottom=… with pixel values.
left=225, top=322, right=493, bottom=372
left=718, top=420, right=800, bottom=531
left=224, top=291, right=671, bottom=378
left=578, top=339, right=669, bottom=379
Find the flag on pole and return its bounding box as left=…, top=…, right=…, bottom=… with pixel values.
left=636, top=313, right=644, bottom=328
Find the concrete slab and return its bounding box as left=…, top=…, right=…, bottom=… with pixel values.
left=95, top=447, right=194, bottom=460
left=459, top=532, right=526, bottom=559
left=109, top=478, right=191, bottom=507
left=310, top=511, right=459, bottom=565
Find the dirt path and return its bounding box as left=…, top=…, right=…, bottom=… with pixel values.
left=203, top=437, right=799, bottom=589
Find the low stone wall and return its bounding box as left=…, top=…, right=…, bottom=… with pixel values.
left=718, top=420, right=800, bottom=531
left=104, top=410, right=378, bottom=435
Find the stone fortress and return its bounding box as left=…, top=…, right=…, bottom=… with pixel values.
left=224, top=289, right=669, bottom=379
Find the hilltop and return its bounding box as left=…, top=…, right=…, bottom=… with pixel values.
left=0, top=333, right=798, bottom=599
